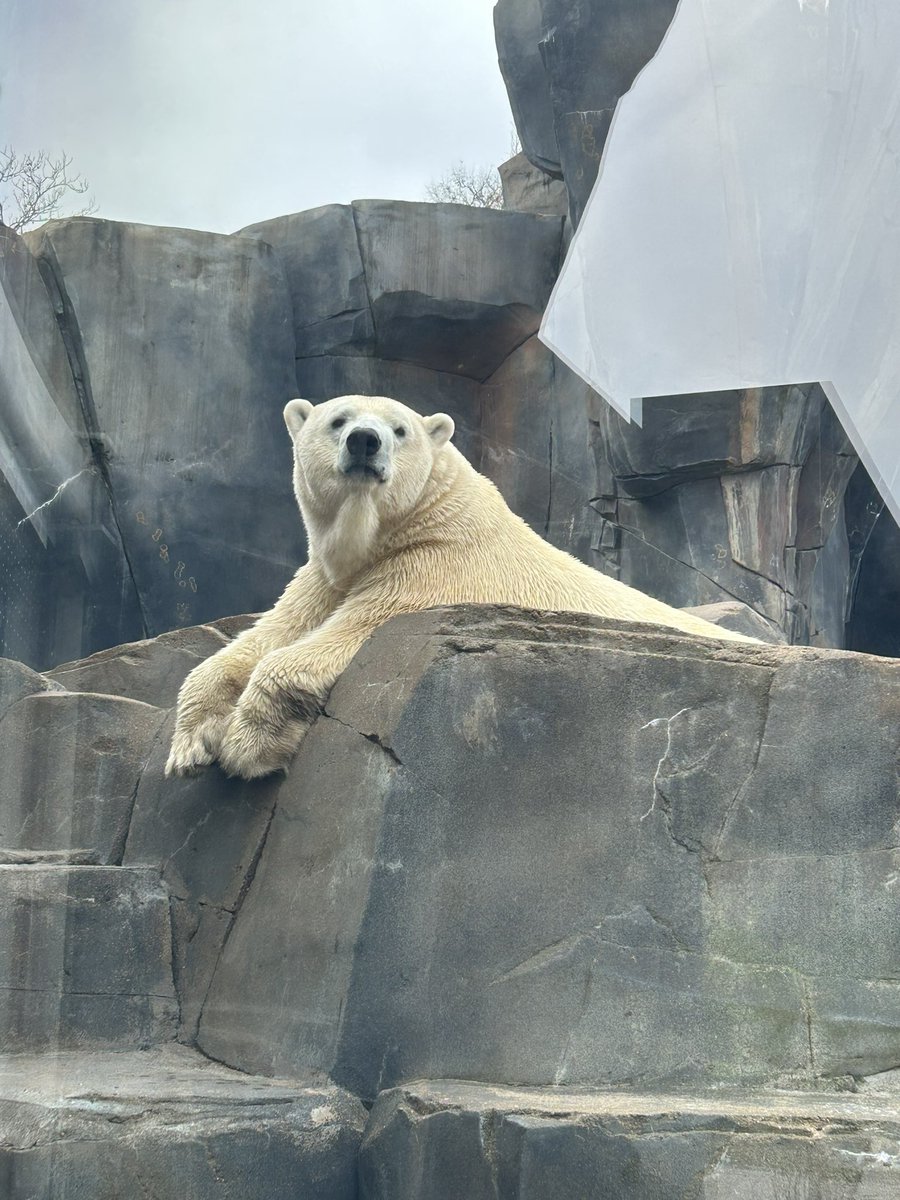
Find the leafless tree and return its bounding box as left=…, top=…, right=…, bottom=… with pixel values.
left=425, top=160, right=504, bottom=209
left=0, top=147, right=96, bottom=233
left=425, top=130, right=522, bottom=210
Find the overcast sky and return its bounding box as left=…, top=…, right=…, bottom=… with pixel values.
left=2, top=0, right=514, bottom=234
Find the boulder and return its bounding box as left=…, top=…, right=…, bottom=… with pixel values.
left=493, top=0, right=562, bottom=176
left=494, top=0, right=680, bottom=224
left=681, top=600, right=786, bottom=644
left=0, top=692, right=168, bottom=864
left=592, top=385, right=867, bottom=645
left=499, top=153, right=568, bottom=216
left=49, top=622, right=231, bottom=708
left=237, top=205, right=375, bottom=359
left=195, top=606, right=900, bottom=1100
left=24, top=217, right=303, bottom=638
left=351, top=200, right=563, bottom=379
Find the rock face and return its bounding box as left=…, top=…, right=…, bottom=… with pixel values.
left=494, top=0, right=679, bottom=223
left=491, top=0, right=900, bottom=655
left=195, top=607, right=900, bottom=1097
left=3, top=200, right=588, bottom=671
left=499, top=152, right=568, bottom=216
left=1, top=608, right=899, bottom=1195
left=0, top=223, right=144, bottom=668
left=592, top=383, right=862, bottom=646
left=24, top=217, right=304, bottom=639
left=360, top=1082, right=900, bottom=1199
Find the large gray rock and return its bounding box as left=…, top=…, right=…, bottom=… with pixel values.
left=237, top=205, right=375, bottom=359
left=0, top=223, right=143, bottom=668
left=0, top=692, right=168, bottom=863
left=49, top=621, right=231, bottom=708
left=592, top=385, right=868, bottom=646
left=351, top=200, right=563, bottom=379
left=24, top=217, right=303, bottom=638
left=0, top=1045, right=365, bottom=1200
left=494, top=0, right=680, bottom=223
left=0, top=865, right=177, bottom=1050
left=296, top=335, right=597, bottom=562
left=494, top=0, right=561, bottom=175
left=499, top=152, right=568, bottom=215
left=124, top=712, right=281, bottom=1041
left=360, top=1080, right=900, bottom=1199
left=196, top=606, right=900, bottom=1100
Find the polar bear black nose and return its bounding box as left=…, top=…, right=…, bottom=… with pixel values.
left=346, top=427, right=382, bottom=459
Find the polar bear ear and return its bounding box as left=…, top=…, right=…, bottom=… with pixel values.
left=284, top=398, right=314, bottom=437
left=424, top=413, right=455, bottom=448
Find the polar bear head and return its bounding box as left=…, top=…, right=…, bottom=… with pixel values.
left=283, top=394, right=455, bottom=524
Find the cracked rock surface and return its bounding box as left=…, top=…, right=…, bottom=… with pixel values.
left=2, top=606, right=899, bottom=1195
left=360, top=1079, right=900, bottom=1200
left=189, top=606, right=900, bottom=1101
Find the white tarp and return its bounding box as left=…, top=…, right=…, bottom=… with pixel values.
left=540, top=0, right=900, bottom=524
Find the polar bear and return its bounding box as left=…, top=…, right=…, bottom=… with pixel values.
left=166, top=394, right=754, bottom=780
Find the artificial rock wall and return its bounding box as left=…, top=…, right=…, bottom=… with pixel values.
left=3, top=0, right=899, bottom=671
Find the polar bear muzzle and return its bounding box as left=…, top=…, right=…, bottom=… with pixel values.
left=339, top=420, right=391, bottom=483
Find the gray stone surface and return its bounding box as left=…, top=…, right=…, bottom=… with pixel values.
left=494, top=0, right=680, bottom=223
left=538, top=0, right=680, bottom=223
left=237, top=205, right=375, bottom=359
left=0, top=865, right=177, bottom=1050
left=591, top=385, right=872, bottom=646
left=124, top=710, right=281, bottom=1041
left=351, top=200, right=563, bottom=379
left=494, top=0, right=561, bottom=175
left=682, top=601, right=787, bottom=643
left=360, top=1080, right=900, bottom=1200
left=196, top=606, right=900, bottom=1099
left=0, top=692, right=167, bottom=863
left=0, top=657, right=58, bottom=719
left=0, top=1045, right=365, bottom=1200
left=50, top=622, right=230, bottom=708
left=0, top=223, right=143, bottom=669
left=499, top=152, right=568, bottom=215
left=24, top=217, right=304, bottom=638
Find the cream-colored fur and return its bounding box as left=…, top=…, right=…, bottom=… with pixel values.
left=166, top=394, right=755, bottom=780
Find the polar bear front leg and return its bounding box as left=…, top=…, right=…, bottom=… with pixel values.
left=165, top=648, right=261, bottom=777
left=216, top=644, right=328, bottom=780
left=166, top=561, right=341, bottom=778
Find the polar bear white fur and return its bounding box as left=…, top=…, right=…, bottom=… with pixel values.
left=166, top=394, right=754, bottom=780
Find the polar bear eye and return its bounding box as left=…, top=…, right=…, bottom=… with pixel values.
left=394, top=426, right=407, bottom=438
left=331, top=417, right=347, bottom=431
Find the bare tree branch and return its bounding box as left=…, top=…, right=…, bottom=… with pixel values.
left=0, top=147, right=96, bottom=233
left=424, top=161, right=504, bottom=209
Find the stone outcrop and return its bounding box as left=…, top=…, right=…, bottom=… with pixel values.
left=1, top=608, right=899, bottom=1195
left=24, top=217, right=304, bottom=639
left=0, top=223, right=143, bottom=668
left=592, top=383, right=862, bottom=646
left=2, top=202, right=587, bottom=671
left=494, top=0, right=679, bottom=223
left=491, top=0, right=900, bottom=654
left=360, top=1082, right=900, bottom=1199
left=499, top=152, right=568, bottom=216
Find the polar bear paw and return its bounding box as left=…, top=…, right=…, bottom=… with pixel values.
left=216, top=683, right=321, bottom=780
left=165, top=712, right=233, bottom=777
